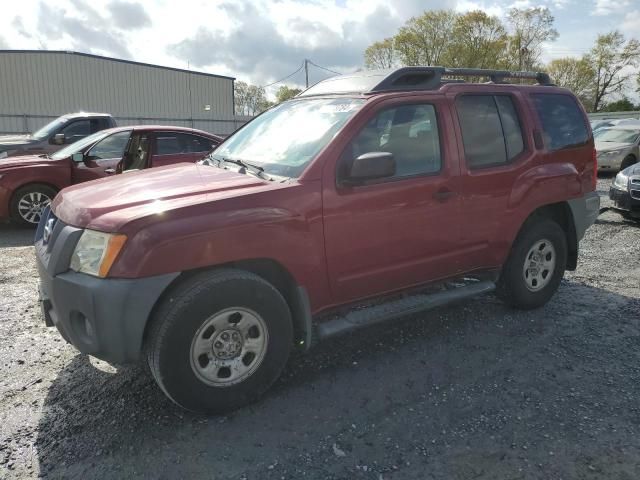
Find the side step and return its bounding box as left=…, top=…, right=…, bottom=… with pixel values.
left=316, top=280, right=495, bottom=340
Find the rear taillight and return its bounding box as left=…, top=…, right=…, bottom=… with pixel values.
left=591, top=148, right=597, bottom=190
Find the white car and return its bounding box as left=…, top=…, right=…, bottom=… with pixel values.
left=594, top=126, right=640, bottom=171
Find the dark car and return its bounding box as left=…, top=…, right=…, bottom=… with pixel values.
left=609, top=162, right=640, bottom=221
left=0, top=112, right=117, bottom=158
left=0, top=125, right=222, bottom=225
left=36, top=67, right=599, bottom=413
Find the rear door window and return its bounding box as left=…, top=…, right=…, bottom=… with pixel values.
left=156, top=133, right=214, bottom=155
left=531, top=94, right=589, bottom=150
left=456, top=95, right=524, bottom=168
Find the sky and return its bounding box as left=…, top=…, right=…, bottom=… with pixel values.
left=0, top=0, right=638, bottom=98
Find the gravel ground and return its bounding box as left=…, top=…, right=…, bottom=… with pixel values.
left=1, top=176, right=639, bottom=480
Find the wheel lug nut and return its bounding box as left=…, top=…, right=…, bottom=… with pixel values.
left=221, top=333, right=229, bottom=340
left=215, top=341, right=223, bottom=348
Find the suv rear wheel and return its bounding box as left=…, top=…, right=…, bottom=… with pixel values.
left=497, top=218, right=567, bottom=310
left=145, top=269, right=293, bottom=413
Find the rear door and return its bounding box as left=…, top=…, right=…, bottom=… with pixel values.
left=450, top=91, right=534, bottom=270
left=71, top=130, right=132, bottom=183
left=322, top=97, right=463, bottom=304
left=149, top=132, right=217, bottom=167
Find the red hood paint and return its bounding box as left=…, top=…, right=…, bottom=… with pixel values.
left=52, top=163, right=283, bottom=230
left=0, top=154, right=64, bottom=170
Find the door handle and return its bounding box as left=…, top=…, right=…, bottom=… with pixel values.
left=433, top=188, right=456, bottom=202
left=104, top=168, right=116, bottom=174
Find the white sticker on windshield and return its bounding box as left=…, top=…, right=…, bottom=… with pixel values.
left=319, top=103, right=359, bottom=114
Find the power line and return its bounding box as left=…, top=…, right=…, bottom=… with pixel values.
left=261, top=62, right=305, bottom=88
left=307, top=60, right=342, bottom=75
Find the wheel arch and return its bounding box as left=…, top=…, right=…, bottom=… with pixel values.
left=515, top=201, right=578, bottom=271
left=143, top=258, right=313, bottom=352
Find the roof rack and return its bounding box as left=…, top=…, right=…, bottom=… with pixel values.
left=299, top=66, right=554, bottom=97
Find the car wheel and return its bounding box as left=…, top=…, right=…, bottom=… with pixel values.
left=9, top=184, right=57, bottom=227
left=497, top=218, right=567, bottom=310
left=620, top=155, right=637, bottom=171
left=145, top=269, right=293, bottom=413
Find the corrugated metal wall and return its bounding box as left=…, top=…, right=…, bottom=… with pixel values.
left=0, top=51, right=242, bottom=135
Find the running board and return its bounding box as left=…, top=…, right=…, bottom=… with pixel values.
left=316, top=280, right=495, bottom=340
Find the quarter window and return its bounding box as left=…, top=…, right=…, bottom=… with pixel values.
left=532, top=94, right=589, bottom=151
left=456, top=95, right=524, bottom=168
left=343, top=104, right=442, bottom=179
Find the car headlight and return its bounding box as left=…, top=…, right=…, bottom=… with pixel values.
left=602, top=149, right=623, bottom=157
left=70, top=229, right=127, bottom=277
left=613, top=172, right=629, bottom=191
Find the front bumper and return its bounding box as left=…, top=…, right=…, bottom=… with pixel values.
left=597, top=153, right=623, bottom=171
left=609, top=185, right=640, bottom=219
left=35, top=208, right=179, bottom=364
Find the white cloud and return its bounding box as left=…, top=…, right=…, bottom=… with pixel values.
left=621, top=9, right=640, bottom=36
left=456, top=0, right=505, bottom=17
left=593, top=0, right=631, bottom=16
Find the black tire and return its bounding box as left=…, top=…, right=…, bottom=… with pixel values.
left=497, top=218, right=567, bottom=310
left=620, top=155, right=637, bottom=171
left=9, top=183, right=57, bottom=227
left=145, top=268, right=293, bottom=413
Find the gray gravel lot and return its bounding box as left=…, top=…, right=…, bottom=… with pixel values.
left=1, top=177, right=639, bottom=479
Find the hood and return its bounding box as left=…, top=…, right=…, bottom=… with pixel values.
left=0, top=135, right=35, bottom=149
left=53, top=163, right=284, bottom=230
left=621, top=162, right=640, bottom=177
left=0, top=154, right=58, bottom=170
left=595, top=141, right=633, bottom=152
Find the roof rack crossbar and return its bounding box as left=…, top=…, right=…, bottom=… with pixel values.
left=368, top=66, right=553, bottom=93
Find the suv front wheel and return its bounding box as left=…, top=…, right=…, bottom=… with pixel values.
left=145, top=269, right=293, bottom=413
left=497, top=218, right=567, bottom=310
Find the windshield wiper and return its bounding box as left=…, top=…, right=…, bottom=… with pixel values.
left=208, top=155, right=273, bottom=181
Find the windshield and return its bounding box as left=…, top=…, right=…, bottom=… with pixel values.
left=50, top=130, right=112, bottom=160
left=32, top=118, right=68, bottom=141
left=595, top=128, right=640, bottom=144
left=212, top=97, right=365, bottom=178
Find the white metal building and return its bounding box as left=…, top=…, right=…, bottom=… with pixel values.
left=0, top=50, right=246, bottom=136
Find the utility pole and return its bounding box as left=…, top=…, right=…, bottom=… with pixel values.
left=304, top=59, right=309, bottom=88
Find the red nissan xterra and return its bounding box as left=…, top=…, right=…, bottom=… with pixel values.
left=35, top=67, right=600, bottom=413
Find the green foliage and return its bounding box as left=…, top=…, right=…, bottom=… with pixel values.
left=600, top=97, right=638, bottom=112
left=234, top=81, right=272, bottom=115
left=275, top=85, right=303, bottom=103
left=364, top=38, right=396, bottom=69
left=505, top=7, right=558, bottom=71
left=448, top=11, right=508, bottom=69
left=586, top=31, right=640, bottom=112
left=394, top=10, right=456, bottom=66
left=547, top=57, right=596, bottom=110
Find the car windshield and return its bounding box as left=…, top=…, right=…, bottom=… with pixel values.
left=50, top=130, right=111, bottom=160
left=211, top=97, right=365, bottom=178
left=595, top=128, right=640, bottom=144
left=31, top=117, right=68, bottom=141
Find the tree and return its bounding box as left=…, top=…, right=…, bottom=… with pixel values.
left=547, top=57, right=595, bottom=109
left=393, top=10, right=456, bottom=66
left=364, top=38, right=396, bottom=69
left=275, top=85, right=302, bottom=103
left=448, top=10, right=508, bottom=70
left=234, top=81, right=272, bottom=116
left=586, top=31, right=640, bottom=112
left=506, top=7, right=558, bottom=71
left=601, top=97, right=638, bottom=112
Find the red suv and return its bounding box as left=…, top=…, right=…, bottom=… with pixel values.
left=35, top=67, right=600, bottom=413
left=0, top=126, right=221, bottom=225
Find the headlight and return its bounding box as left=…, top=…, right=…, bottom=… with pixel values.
left=70, top=229, right=127, bottom=277
left=602, top=149, right=623, bottom=157
left=613, top=172, right=629, bottom=191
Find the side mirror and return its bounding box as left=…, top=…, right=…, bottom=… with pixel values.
left=342, top=152, right=395, bottom=185
left=51, top=133, right=65, bottom=145
left=71, top=152, right=84, bottom=163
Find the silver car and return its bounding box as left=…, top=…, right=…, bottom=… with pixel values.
left=594, top=126, right=640, bottom=171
